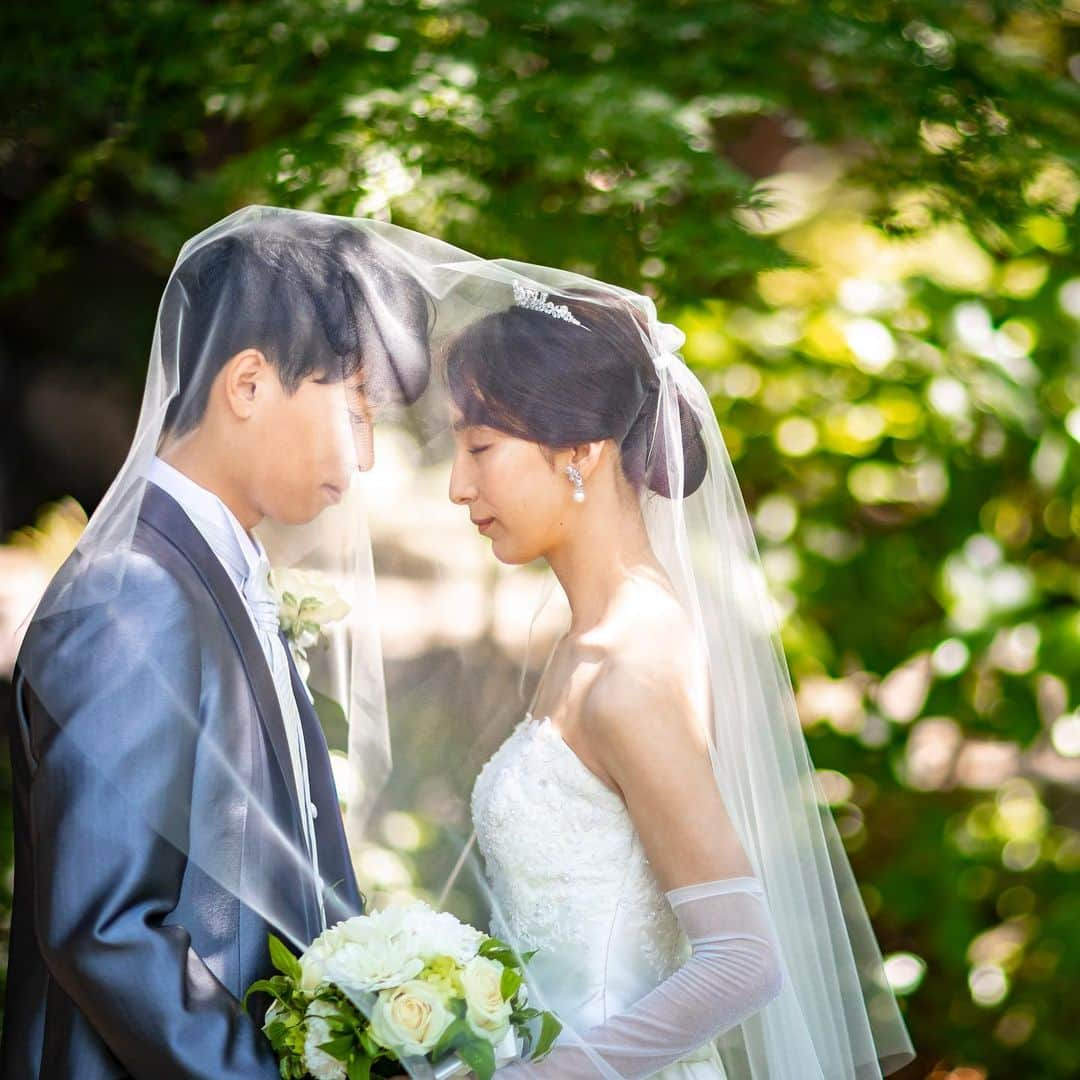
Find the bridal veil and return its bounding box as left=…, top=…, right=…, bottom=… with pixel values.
left=18, top=205, right=915, bottom=1079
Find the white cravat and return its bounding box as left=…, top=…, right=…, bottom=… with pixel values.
left=146, top=458, right=325, bottom=929
left=244, top=554, right=325, bottom=930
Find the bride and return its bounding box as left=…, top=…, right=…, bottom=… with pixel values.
left=437, top=277, right=915, bottom=1079
left=448, top=287, right=777, bottom=1078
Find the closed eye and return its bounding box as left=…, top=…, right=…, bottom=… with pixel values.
left=468, top=445, right=491, bottom=456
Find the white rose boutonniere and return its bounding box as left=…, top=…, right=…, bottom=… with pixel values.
left=269, top=567, right=350, bottom=685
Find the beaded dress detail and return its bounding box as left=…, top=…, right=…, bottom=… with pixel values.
left=471, top=713, right=727, bottom=1077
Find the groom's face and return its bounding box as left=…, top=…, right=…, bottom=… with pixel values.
left=246, top=368, right=374, bottom=526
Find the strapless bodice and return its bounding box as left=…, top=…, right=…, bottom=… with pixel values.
left=472, top=714, right=706, bottom=1044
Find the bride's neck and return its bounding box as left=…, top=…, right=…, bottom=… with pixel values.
left=546, top=489, right=656, bottom=634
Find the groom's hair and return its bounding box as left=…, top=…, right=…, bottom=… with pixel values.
left=160, top=221, right=433, bottom=437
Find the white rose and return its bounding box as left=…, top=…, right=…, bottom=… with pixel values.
left=369, top=979, right=454, bottom=1057
left=303, top=999, right=347, bottom=1080
left=460, top=956, right=512, bottom=1044
left=270, top=568, right=351, bottom=630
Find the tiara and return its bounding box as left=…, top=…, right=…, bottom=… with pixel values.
left=511, top=279, right=585, bottom=327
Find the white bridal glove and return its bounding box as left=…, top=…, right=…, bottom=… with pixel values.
left=494, top=876, right=784, bottom=1079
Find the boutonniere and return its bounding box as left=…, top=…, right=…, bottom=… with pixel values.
left=269, top=566, right=351, bottom=688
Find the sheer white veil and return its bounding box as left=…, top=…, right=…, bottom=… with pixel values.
left=17, top=204, right=915, bottom=1078
left=409, top=261, right=916, bottom=1079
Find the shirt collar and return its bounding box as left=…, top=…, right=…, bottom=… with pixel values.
left=146, top=456, right=264, bottom=589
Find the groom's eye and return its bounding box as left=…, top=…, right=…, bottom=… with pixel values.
left=468, top=445, right=491, bottom=456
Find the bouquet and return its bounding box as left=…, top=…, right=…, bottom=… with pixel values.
left=246, top=901, right=562, bottom=1080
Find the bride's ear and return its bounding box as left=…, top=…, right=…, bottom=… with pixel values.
left=568, top=440, right=606, bottom=482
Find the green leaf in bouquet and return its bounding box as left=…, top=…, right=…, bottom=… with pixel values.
left=458, top=1036, right=497, bottom=1080
left=500, top=964, right=523, bottom=1002
left=432, top=1017, right=470, bottom=1059
left=479, top=936, right=540, bottom=971
left=243, top=978, right=284, bottom=1008
left=285, top=1018, right=308, bottom=1055
left=477, top=944, right=516, bottom=968
left=533, top=1011, right=562, bottom=1061
left=478, top=938, right=510, bottom=959
left=320, top=1002, right=359, bottom=1037
left=268, top=933, right=303, bottom=982
left=359, top=1029, right=381, bottom=1058
left=511, top=1006, right=541, bottom=1023
left=319, top=1034, right=357, bottom=1062
left=347, top=1055, right=372, bottom=1080
left=265, top=1015, right=302, bottom=1048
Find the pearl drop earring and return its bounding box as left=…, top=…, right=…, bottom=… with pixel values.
left=565, top=464, right=585, bottom=503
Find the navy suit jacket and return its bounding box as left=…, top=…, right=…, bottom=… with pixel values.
left=2, top=482, right=364, bottom=1078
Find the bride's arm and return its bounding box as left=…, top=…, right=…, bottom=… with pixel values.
left=495, top=661, right=785, bottom=1078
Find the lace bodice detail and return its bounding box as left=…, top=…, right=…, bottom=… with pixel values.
left=471, top=714, right=687, bottom=1031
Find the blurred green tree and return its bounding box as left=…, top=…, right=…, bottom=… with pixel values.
left=1, top=2, right=1078, bottom=1077
left=2, top=1, right=1078, bottom=300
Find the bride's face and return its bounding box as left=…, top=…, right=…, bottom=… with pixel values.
left=449, top=408, right=573, bottom=565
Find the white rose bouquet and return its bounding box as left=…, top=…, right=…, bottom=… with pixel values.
left=246, top=901, right=561, bottom=1080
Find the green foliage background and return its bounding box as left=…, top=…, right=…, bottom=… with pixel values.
left=2, top=2, right=1079, bottom=1077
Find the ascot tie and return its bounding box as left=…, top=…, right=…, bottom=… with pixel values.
left=244, top=556, right=325, bottom=930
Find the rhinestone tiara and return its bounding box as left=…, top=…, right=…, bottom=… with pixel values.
left=511, top=279, right=585, bottom=327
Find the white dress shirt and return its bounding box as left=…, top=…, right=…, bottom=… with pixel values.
left=146, top=457, right=324, bottom=927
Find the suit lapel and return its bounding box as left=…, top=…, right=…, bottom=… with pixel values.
left=138, top=482, right=305, bottom=833
left=282, top=632, right=363, bottom=919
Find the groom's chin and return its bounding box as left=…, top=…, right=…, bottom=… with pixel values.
left=261, top=491, right=336, bottom=527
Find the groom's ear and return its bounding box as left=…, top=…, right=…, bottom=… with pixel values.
left=219, top=348, right=271, bottom=420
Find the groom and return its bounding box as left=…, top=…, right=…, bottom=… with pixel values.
left=2, top=218, right=432, bottom=1077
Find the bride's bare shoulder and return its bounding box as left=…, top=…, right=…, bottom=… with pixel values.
left=581, top=580, right=707, bottom=756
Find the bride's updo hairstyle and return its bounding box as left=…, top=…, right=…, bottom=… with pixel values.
left=444, top=287, right=707, bottom=498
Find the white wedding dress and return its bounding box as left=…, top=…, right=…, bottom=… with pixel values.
left=471, top=712, right=728, bottom=1078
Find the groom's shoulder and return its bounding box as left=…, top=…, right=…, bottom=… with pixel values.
left=72, top=525, right=199, bottom=611
left=21, top=536, right=200, bottom=669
